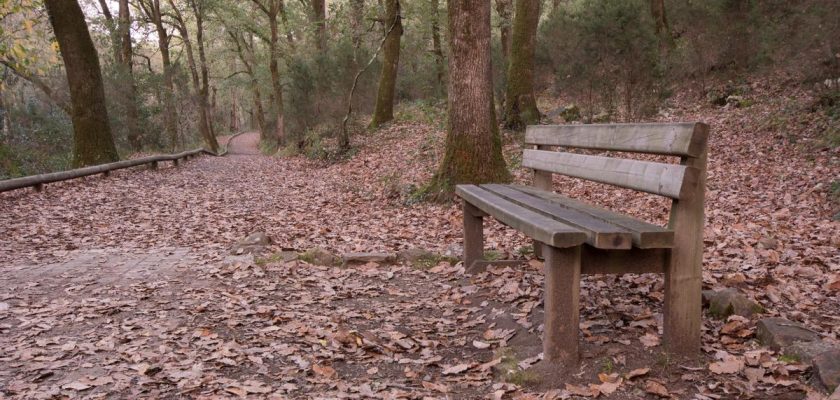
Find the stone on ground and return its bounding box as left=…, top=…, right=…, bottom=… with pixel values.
left=756, top=317, right=820, bottom=351
left=813, top=349, right=840, bottom=392
left=231, top=232, right=272, bottom=255
left=300, top=247, right=339, bottom=266
left=703, top=288, right=764, bottom=319
left=341, top=252, right=397, bottom=266
left=397, top=247, right=437, bottom=263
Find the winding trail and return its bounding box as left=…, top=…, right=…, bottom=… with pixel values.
left=225, top=131, right=261, bottom=155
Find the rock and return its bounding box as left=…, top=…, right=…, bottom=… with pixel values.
left=787, top=340, right=838, bottom=364
left=341, top=252, right=396, bottom=266
left=443, top=244, right=463, bottom=259
left=560, top=104, right=580, bottom=122
left=703, top=288, right=764, bottom=319
left=726, top=95, right=746, bottom=107
left=299, top=247, right=339, bottom=266
left=814, top=349, right=840, bottom=392
left=756, top=318, right=820, bottom=351
left=222, top=253, right=255, bottom=267
left=396, top=247, right=435, bottom=263
left=230, top=232, right=272, bottom=255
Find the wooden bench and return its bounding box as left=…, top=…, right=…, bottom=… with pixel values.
left=455, top=122, right=709, bottom=364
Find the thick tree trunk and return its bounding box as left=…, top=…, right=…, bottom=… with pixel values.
left=431, top=0, right=445, bottom=97
left=118, top=0, right=143, bottom=150
left=369, top=0, right=403, bottom=129
left=503, top=0, right=540, bottom=131
left=192, top=0, right=218, bottom=145
left=44, top=0, right=119, bottom=167
left=430, top=0, right=509, bottom=195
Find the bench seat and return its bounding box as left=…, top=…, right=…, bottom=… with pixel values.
left=455, top=184, right=673, bottom=250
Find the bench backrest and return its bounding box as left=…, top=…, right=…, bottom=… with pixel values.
left=523, top=122, right=709, bottom=201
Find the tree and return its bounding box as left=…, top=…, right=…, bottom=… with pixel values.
left=251, top=0, right=287, bottom=146
left=168, top=0, right=220, bottom=153
left=118, top=0, right=143, bottom=150
left=369, top=0, right=402, bottom=129
left=503, top=0, right=540, bottom=130
left=44, top=0, right=118, bottom=167
left=229, top=31, right=268, bottom=142
left=428, top=0, right=509, bottom=196
left=495, top=0, right=512, bottom=68
left=311, top=0, right=327, bottom=51
left=136, top=0, right=179, bottom=151
left=430, top=0, right=445, bottom=96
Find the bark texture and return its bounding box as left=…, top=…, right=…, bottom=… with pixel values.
left=252, top=0, right=287, bottom=146
left=369, top=0, right=403, bottom=129
left=503, top=0, right=540, bottom=130
left=44, top=0, right=119, bottom=167
left=430, top=0, right=509, bottom=194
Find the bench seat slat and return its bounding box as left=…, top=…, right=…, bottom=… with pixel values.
left=455, top=185, right=587, bottom=248
left=513, top=185, right=674, bottom=249
left=522, top=149, right=698, bottom=200
left=525, top=122, right=708, bottom=157
left=481, top=184, right=632, bottom=249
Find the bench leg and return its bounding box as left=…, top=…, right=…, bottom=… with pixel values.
left=664, top=240, right=702, bottom=355
left=463, top=202, right=484, bottom=272
left=543, top=244, right=581, bottom=365
left=533, top=239, right=543, bottom=259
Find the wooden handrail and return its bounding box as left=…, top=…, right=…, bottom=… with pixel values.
left=0, top=148, right=216, bottom=193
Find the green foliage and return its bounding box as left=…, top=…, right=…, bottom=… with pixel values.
left=540, top=0, right=664, bottom=121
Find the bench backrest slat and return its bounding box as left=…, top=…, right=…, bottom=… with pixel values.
left=525, top=122, right=707, bottom=157
left=522, top=149, right=699, bottom=200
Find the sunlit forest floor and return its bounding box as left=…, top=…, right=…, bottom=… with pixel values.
left=0, top=75, right=838, bottom=398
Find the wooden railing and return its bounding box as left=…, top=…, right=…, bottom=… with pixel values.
left=0, top=131, right=251, bottom=194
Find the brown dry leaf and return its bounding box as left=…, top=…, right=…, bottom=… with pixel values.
left=625, top=367, right=650, bottom=380
left=62, top=381, right=91, bottom=391
left=421, top=381, right=450, bottom=393
left=640, top=332, right=660, bottom=348
left=441, top=363, right=473, bottom=375
left=598, top=377, right=622, bottom=395
left=472, top=340, right=491, bottom=349
left=565, top=383, right=599, bottom=397
left=644, top=379, right=670, bottom=398
left=709, top=358, right=745, bottom=374
left=312, top=363, right=337, bottom=379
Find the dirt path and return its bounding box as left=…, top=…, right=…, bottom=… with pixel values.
left=226, top=131, right=261, bottom=156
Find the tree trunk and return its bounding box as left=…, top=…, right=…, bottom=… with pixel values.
left=44, top=0, right=119, bottom=167
left=369, top=0, right=403, bottom=129
left=503, top=0, right=540, bottom=131
left=230, top=31, right=268, bottom=141
left=649, top=0, right=672, bottom=47
left=495, top=0, right=512, bottom=68
left=139, top=0, right=179, bottom=151
left=429, top=0, right=509, bottom=196
left=170, top=0, right=218, bottom=153
left=312, top=0, right=327, bottom=51
left=350, top=0, right=365, bottom=65
left=267, top=2, right=286, bottom=146
left=431, top=0, right=445, bottom=97
left=191, top=0, right=218, bottom=145
left=118, top=0, right=143, bottom=151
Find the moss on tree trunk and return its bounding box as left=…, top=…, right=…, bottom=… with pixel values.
left=428, top=0, right=510, bottom=199
left=44, top=0, right=119, bottom=168
left=370, top=0, right=403, bottom=129
left=503, top=0, right=540, bottom=131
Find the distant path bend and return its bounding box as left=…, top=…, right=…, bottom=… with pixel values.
left=224, top=131, right=261, bottom=156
